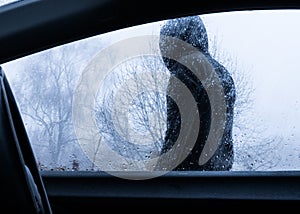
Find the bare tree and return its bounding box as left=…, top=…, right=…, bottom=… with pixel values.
left=94, top=56, right=169, bottom=170
left=14, top=47, right=78, bottom=167
left=9, top=39, right=103, bottom=170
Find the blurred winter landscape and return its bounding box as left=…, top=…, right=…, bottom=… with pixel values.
left=1, top=8, right=300, bottom=172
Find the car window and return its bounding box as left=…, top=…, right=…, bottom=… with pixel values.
left=0, top=0, right=20, bottom=7
left=3, top=9, right=300, bottom=177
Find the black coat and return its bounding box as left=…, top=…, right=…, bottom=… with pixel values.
left=158, top=15, right=236, bottom=171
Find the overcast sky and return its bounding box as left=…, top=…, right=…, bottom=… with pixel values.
left=202, top=10, right=300, bottom=137
left=201, top=10, right=300, bottom=169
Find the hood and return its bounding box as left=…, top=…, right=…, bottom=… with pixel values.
left=159, top=15, right=209, bottom=69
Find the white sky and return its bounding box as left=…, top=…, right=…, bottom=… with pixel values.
left=0, top=0, right=19, bottom=7
left=201, top=10, right=300, bottom=169
left=202, top=10, right=300, bottom=137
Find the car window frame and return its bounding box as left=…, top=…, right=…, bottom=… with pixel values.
left=1, top=0, right=300, bottom=211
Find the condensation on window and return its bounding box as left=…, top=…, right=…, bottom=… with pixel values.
left=3, top=10, right=300, bottom=173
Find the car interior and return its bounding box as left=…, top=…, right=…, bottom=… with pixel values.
left=1, top=0, right=300, bottom=213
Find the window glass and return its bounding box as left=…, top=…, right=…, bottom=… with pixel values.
left=0, top=0, right=20, bottom=7
left=3, top=10, right=300, bottom=173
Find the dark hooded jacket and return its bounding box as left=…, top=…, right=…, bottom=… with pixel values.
left=159, top=15, right=236, bottom=171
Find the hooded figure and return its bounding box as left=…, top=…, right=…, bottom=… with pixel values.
left=158, top=15, right=236, bottom=171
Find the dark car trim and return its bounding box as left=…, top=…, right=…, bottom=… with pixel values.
left=1, top=0, right=300, bottom=63
left=41, top=171, right=300, bottom=211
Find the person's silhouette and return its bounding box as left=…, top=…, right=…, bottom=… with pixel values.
left=158, top=15, right=236, bottom=171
